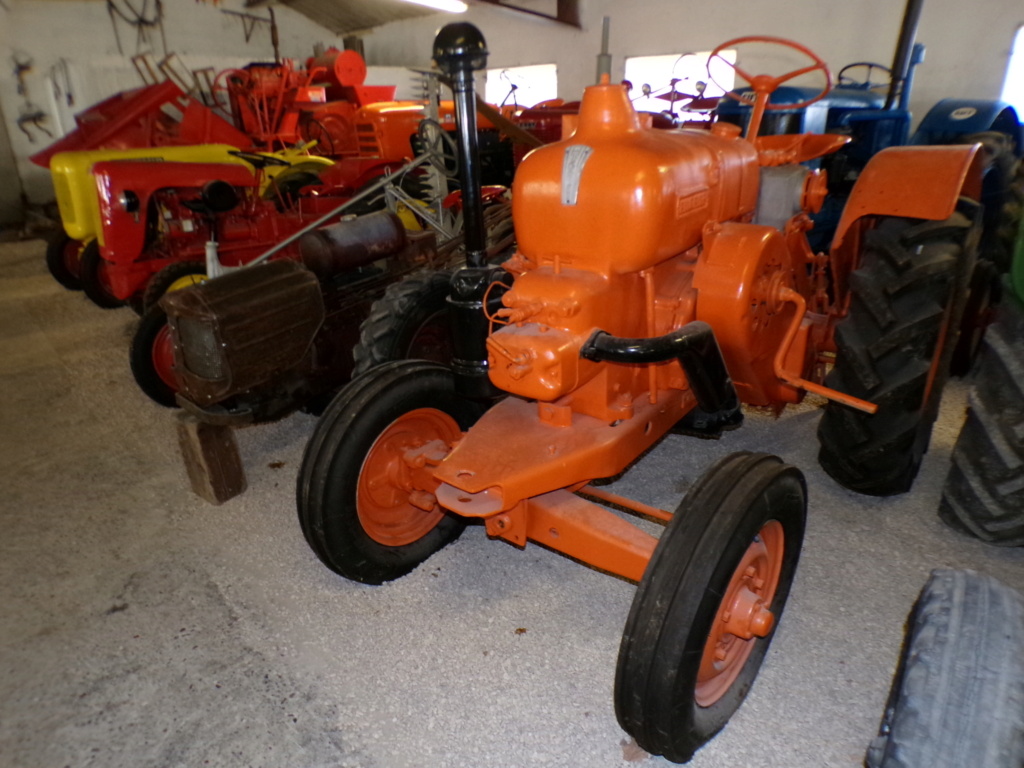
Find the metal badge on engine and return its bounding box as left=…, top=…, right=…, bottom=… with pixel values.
left=562, top=145, right=593, bottom=206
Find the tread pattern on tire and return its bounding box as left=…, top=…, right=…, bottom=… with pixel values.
left=939, top=297, right=1024, bottom=545
left=817, top=213, right=974, bottom=496
left=866, top=568, right=1024, bottom=768
left=351, top=270, right=453, bottom=378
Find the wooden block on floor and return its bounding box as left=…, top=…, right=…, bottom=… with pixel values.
left=176, top=413, right=246, bottom=505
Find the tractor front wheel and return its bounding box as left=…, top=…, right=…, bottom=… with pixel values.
left=614, top=452, right=807, bottom=763
left=45, top=232, right=83, bottom=290
left=129, top=304, right=180, bottom=408
left=296, top=360, right=486, bottom=584
left=817, top=211, right=976, bottom=495
left=352, top=270, right=454, bottom=378
left=79, top=240, right=127, bottom=309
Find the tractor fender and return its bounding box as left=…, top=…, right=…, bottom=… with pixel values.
left=831, top=144, right=984, bottom=251
left=911, top=99, right=1022, bottom=154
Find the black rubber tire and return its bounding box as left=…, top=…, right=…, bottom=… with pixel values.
left=79, top=240, right=127, bottom=309
left=142, top=261, right=207, bottom=314
left=614, top=452, right=807, bottom=763
left=129, top=304, right=179, bottom=408
left=817, top=212, right=976, bottom=496
left=865, top=568, right=1024, bottom=768
left=296, top=360, right=486, bottom=585
left=351, top=270, right=454, bottom=378
left=949, top=257, right=999, bottom=377
left=45, top=232, right=83, bottom=290
left=939, top=297, right=1024, bottom=545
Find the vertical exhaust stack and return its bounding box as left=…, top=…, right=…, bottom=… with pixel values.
left=433, top=23, right=489, bottom=268
left=884, top=0, right=925, bottom=111
left=432, top=23, right=511, bottom=400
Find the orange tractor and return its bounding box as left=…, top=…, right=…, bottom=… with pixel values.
left=297, top=25, right=982, bottom=762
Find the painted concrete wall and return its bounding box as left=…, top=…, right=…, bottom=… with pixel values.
left=0, top=0, right=344, bottom=209
left=361, top=0, right=1021, bottom=127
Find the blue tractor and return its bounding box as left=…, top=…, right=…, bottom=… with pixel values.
left=715, top=0, right=1021, bottom=262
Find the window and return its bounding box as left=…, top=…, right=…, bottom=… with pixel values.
left=1002, top=25, right=1024, bottom=113
left=624, top=50, right=736, bottom=120
left=485, top=64, right=558, bottom=109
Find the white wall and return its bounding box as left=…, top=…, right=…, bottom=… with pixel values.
left=361, top=0, right=1021, bottom=125
left=2, top=0, right=1021, bottom=212
left=0, top=0, right=344, bottom=205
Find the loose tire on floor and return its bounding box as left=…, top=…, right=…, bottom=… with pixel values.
left=45, top=232, right=83, bottom=290
left=351, top=270, right=454, bottom=378
left=939, top=296, right=1024, bottom=545
left=615, top=452, right=807, bottom=763
left=129, top=304, right=180, bottom=408
left=817, top=211, right=977, bottom=496
left=142, top=260, right=207, bottom=314
left=865, top=568, right=1024, bottom=768
left=79, top=240, right=127, bottom=309
left=296, top=360, right=486, bottom=585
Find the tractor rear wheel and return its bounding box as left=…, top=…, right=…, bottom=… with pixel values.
left=129, top=304, right=180, bottom=408
left=939, top=297, right=1024, bottom=545
left=865, top=569, right=1024, bottom=768
left=817, top=212, right=976, bottom=496
left=615, top=452, right=806, bottom=763
left=45, top=232, right=83, bottom=290
left=142, top=260, right=207, bottom=313
left=79, top=240, right=127, bottom=309
left=351, top=270, right=454, bottom=378
left=296, top=360, right=486, bottom=584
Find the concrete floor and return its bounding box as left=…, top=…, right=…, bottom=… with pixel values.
left=2, top=235, right=1023, bottom=768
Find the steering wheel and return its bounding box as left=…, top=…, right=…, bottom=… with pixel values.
left=837, top=61, right=892, bottom=90
left=708, top=36, right=832, bottom=139
left=417, top=118, right=459, bottom=178
left=227, top=150, right=292, bottom=169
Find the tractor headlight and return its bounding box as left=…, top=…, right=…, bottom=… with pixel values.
left=118, top=190, right=140, bottom=214
left=177, top=315, right=225, bottom=380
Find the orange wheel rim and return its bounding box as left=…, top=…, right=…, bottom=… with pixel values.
left=357, top=408, right=460, bottom=547
left=695, top=519, right=784, bottom=707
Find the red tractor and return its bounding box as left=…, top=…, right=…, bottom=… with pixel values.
left=296, top=25, right=982, bottom=762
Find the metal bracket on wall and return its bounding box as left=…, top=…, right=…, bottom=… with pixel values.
left=475, top=0, right=581, bottom=28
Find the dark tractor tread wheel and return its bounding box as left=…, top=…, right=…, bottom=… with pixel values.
left=142, top=260, right=207, bottom=314
left=45, top=232, right=83, bottom=290
left=352, top=270, right=454, bottom=378
left=949, top=258, right=999, bottom=377
left=939, top=307, right=1024, bottom=546
left=817, top=212, right=976, bottom=496
left=865, top=568, right=1024, bottom=768
left=79, top=240, right=127, bottom=309
left=615, top=452, right=807, bottom=764
left=296, top=360, right=486, bottom=585
left=129, top=304, right=180, bottom=408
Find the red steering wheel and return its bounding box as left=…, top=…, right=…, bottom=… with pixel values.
left=708, top=36, right=832, bottom=136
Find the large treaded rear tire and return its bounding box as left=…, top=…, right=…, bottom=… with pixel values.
left=817, top=212, right=976, bottom=496
left=865, top=569, right=1024, bottom=768
left=351, top=270, right=454, bottom=378
left=939, top=295, right=1024, bottom=545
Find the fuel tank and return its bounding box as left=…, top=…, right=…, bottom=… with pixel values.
left=511, top=79, right=760, bottom=276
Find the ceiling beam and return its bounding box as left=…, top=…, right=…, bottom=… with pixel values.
left=474, top=0, right=581, bottom=28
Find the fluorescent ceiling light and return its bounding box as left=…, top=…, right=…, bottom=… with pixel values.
left=398, top=0, right=468, bottom=12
